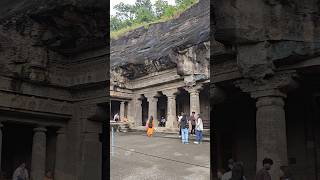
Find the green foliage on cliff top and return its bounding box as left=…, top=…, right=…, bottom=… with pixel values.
left=110, top=0, right=199, bottom=40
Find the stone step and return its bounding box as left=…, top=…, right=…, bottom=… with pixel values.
left=129, top=126, right=210, bottom=137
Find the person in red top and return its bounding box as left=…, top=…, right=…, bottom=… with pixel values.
left=189, top=112, right=196, bottom=135
left=255, top=158, right=273, bottom=180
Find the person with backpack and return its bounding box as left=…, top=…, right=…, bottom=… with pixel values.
left=146, top=116, right=154, bottom=137
left=180, top=113, right=189, bottom=144
left=194, top=113, right=203, bottom=144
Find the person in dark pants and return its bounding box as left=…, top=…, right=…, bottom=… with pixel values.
left=189, top=112, right=196, bottom=135
left=178, top=112, right=183, bottom=137
left=180, top=112, right=189, bottom=144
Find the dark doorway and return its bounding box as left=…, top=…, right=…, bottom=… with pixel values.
left=142, top=97, right=148, bottom=126
left=2, top=123, right=33, bottom=178
left=110, top=100, right=120, bottom=120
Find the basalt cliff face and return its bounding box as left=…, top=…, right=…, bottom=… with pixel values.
left=213, top=0, right=320, bottom=83
left=0, top=0, right=107, bottom=86
left=110, top=0, right=210, bottom=87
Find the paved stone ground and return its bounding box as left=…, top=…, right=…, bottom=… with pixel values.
left=110, top=132, right=210, bottom=180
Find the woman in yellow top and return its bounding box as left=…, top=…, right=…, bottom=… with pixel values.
left=146, top=115, right=154, bottom=137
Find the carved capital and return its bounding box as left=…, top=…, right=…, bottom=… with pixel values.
left=34, top=126, right=47, bottom=132
left=144, top=93, right=158, bottom=102
left=162, top=89, right=179, bottom=98
left=57, top=127, right=66, bottom=134
left=235, top=70, right=299, bottom=99
left=184, top=83, right=204, bottom=94
left=210, top=84, right=226, bottom=104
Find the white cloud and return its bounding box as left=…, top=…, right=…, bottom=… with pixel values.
left=110, top=0, right=176, bottom=15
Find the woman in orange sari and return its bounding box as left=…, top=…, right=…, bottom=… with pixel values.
left=146, top=115, right=154, bottom=137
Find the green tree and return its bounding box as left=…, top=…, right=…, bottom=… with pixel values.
left=161, top=5, right=176, bottom=18
left=175, top=0, right=196, bottom=10
left=154, top=0, right=169, bottom=17
left=114, top=2, right=136, bottom=20
left=135, top=7, right=155, bottom=23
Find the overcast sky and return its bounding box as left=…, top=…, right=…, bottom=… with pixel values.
left=110, top=0, right=176, bottom=15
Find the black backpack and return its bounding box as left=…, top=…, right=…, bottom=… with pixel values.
left=181, top=117, right=189, bottom=129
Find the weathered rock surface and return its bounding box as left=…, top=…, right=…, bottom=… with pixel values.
left=0, top=0, right=107, bottom=87
left=110, top=0, right=210, bottom=80
left=0, top=0, right=107, bottom=55
left=213, top=0, right=320, bottom=81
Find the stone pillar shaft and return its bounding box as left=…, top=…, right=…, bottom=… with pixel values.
left=255, top=96, right=288, bottom=180
left=148, top=97, right=158, bottom=127
left=127, top=101, right=134, bottom=123
left=190, top=90, right=200, bottom=115
left=120, top=101, right=125, bottom=120
left=134, top=100, right=142, bottom=126
left=0, top=123, right=3, bottom=172
left=167, top=95, right=176, bottom=128
left=55, top=128, right=67, bottom=180
left=31, top=126, right=47, bottom=180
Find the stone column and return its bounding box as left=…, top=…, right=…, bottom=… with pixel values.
left=134, top=97, right=143, bottom=126
left=189, top=89, right=200, bottom=115
left=146, top=94, right=158, bottom=127
left=254, top=91, right=288, bottom=180
left=120, top=101, right=125, bottom=121
left=31, top=126, right=47, bottom=180
left=185, top=84, right=203, bottom=116
left=55, top=127, right=67, bottom=180
left=163, top=89, right=178, bottom=128
left=235, top=71, right=298, bottom=180
left=127, top=100, right=134, bottom=124
left=0, top=122, right=3, bottom=172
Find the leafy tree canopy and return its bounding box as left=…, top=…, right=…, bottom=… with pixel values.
left=110, top=0, right=198, bottom=33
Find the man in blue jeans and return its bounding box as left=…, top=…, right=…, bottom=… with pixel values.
left=194, top=113, right=203, bottom=144
left=180, top=113, right=189, bottom=144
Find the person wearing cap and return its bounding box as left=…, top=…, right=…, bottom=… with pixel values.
left=255, top=158, right=273, bottom=180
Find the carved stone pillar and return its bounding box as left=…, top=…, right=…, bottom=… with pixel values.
left=186, top=84, right=203, bottom=115
left=235, top=71, right=298, bottom=180
left=163, top=89, right=178, bottom=128
left=254, top=91, right=288, bottom=180
left=31, top=126, right=47, bottom=180
left=134, top=97, right=143, bottom=126
left=146, top=94, right=158, bottom=127
left=120, top=101, right=125, bottom=120
left=127, top=100, right=134, bottom=124
left=55, top=127, right=67, bottom=180
left=0, top=122, right=3, bottom=172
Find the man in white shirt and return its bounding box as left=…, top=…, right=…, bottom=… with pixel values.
left=113, top=113, right=119, bottom=122
left=194, top=113, right=203, bottom=144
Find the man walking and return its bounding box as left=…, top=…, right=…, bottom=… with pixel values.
left=194, top=113, right=203, bottom=144
left=178, top=112, right=183, bottom=138
left=189, top=112, right=196, bottom=135
left=255, top=158, right=273, bottom=180
left=180, top=113, right=189, bottom=144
